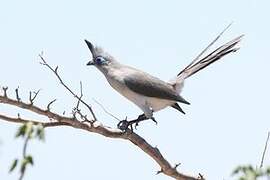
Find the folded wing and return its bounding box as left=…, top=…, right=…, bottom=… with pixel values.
left=124, top=73, right=190, bottom=105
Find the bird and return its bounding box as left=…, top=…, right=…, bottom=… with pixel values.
left=85, top=28, right=243, bottom=131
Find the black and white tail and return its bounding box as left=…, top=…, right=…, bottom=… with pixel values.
left=170, top=24, right=244, bottom=94
left=177, top=35, right=243, bottom=80
left=169, top=24, right=243, bottom=114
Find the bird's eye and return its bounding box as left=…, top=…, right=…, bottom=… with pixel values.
left=95, top=56, right=107, bottom=65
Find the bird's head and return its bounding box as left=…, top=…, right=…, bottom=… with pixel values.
left=85, top=39, right=117, bottom=74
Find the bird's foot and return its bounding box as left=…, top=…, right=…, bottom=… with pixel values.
left=117, top=114, right=157, bottom=132
left=117, top=119, right=131, bottom=132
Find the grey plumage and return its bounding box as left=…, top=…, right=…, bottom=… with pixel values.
left=85, top=32, right=243, bottom=122
left=123, top=72, right=190, bottom=104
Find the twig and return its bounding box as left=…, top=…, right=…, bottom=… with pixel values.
left=72, top=81, right=83, bottom=117
left=29, top=89, right=41, bottom=105
left=2, top=87, right=8, bottom=97
left=174, top=162, right=181, bottom=169
left=39, top=54, right=97, bottom=121
left=75, top=81, right=83, bottom=110
left=71, top=81, right=92, bottom=123
left=47, top=99, right=57, bottom=111
left=92, top=98, right=121, bottom=121
left=198, top=173, right=204, bottom=180
left=15, top=87, right=21, bottom=102
left=260, top=131, right=270, bottom=168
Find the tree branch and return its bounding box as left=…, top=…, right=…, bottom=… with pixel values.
left=0, top=53, right=205, bottom=179
left=0, top=93, right=201, bottom=180
left=39, top=54, right=97, bottom=121
left=0, top=114, right=71, bottom=128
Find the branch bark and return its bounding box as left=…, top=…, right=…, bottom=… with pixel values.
left=0, top=93, right=201, bottom=180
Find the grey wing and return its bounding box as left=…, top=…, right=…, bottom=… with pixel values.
left=123, top=72, right=190, bottom=105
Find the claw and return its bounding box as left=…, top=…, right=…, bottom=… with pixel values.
left=135, top=122, right=139, bottom=129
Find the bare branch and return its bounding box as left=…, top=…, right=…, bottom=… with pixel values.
left=38, top=54, right=97, bottom=121
left=0, top=114, right=71, bottom=128
left=260, top=131, right=270, bottom=168
left=0, top=94, right=74, bottom=124
left=0, top=93, right=200, bottom=179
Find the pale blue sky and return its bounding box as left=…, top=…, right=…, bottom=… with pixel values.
left=0, top=0, right=269, bottom=179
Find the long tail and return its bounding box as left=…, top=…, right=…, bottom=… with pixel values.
left=177, top=34, right=243, bottom=80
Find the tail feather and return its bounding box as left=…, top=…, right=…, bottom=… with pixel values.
left=177, top=35, right=243, bottom=80
left=171, top=103, right=185, bottom=114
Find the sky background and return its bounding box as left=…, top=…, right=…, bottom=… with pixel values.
left=0, top=0, right=269, bottom=179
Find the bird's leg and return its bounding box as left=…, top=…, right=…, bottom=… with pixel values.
left=117, top=114, right=157, bottom=131
left=129, top=114, right=148, bottom=129
left=131, top=114, right=157, bottom=129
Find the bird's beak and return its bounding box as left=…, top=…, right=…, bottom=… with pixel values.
left=86, top=60, right=95, bottom=66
